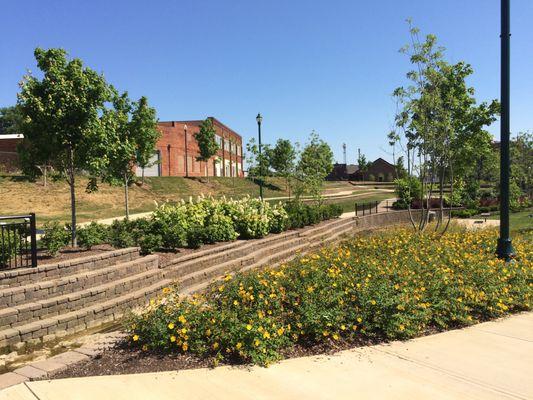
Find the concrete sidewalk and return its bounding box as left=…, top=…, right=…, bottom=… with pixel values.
left=2, top=312, right=531, bottom=400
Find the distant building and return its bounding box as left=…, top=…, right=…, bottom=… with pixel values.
left=326, top=164, right=359, bottom=180
left=327, top=158, right=396, bottom=182
left=0, top=134, right=23, bottom=172
left=137, top=117, right=244, bottom=178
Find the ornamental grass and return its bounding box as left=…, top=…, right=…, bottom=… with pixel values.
left=126, top=228, right=532, bottom=366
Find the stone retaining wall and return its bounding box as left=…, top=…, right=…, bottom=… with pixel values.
left=0, top=248, right=139, bottom=286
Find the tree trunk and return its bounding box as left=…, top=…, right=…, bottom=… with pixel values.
left=124, top=172, right=130, bottom=220
left=141, top=168, right=145, bottom=186
left=43, top=166, right=47, bottom=188
left=67, top=146, right=77, bottom=247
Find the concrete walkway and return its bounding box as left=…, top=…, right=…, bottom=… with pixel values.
left=2, top=312, right=531, bottom=400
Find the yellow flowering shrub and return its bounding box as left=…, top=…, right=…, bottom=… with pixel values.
left=126, top=228, right=532, bottom=366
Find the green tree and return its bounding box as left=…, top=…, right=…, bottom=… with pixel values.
left=390, top=22, right=498, bottom=232
left=296, top=131, right=333, bottom=201
left=133, top=97, right=160, bottom=185
left=17, top=48, right=113, bottom=246
left=270, top=138, right=296, bottom=193
left=195, top=118, right=219, bottom=180
left=0, top=106, right=23, bottom=135
left=245, top=137, right=271, bottom=178
left=100, top=92, right=160, bottom=218
left=511, top=131, right=532, bottom=196
left=357, top=152, right=371, bottom=181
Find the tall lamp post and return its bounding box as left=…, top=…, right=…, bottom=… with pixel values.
left=256, top=113, right=264, bottom=200
left=496, top=0, right=515, bottom=260
left=184, top=124, right=189, bottom=178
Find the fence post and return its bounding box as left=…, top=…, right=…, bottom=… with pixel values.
left=355, top=203, right=358, bottom=217
left=369, top=202, right=372, bottom=215
left=376, top=201, right=378, bottom=214
left=29, top=213, right=37, bottom=268
left=362, top=204, right=365, bottom=216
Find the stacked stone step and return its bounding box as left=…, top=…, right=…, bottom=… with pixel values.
left=0, top=217, right=359, bottom=352
left=0, top=248, right=168, bottom=353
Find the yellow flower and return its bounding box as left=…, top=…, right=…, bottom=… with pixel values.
left=236, top=342, right=242, bottom=349
left=277, top=327, right=284, bottom=335
left=332, top=333, right=339, bottom=341
left=233, top=300, right=239, bottom=306
left=246, top=324, right=252, bottom=331
left=182, top=342, right=188, bottom=351
left=399, top=325, right=405, bottom=331
left=170, top=335, right=176, bottom=342
left=178, top=315, right=186, bottom=323
left=213, top=342, right=219, bottom=350
left=357, top=317, right=362, bottom=323
left=132, top=334, right=139, bottom=341
left=162, top=287, right=171, bottom=294
left=168, top=323, right=175, bottom=330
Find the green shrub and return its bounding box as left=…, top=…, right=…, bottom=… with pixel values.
left=451, top=209, right=479, bottom=218
left=77, top=222, right=109, bottom=249
left=126, top=228, right=532, bottom=366
left=138, top=233, right=163, bottom=255
left=108, top=219, right=136, bottom=248
left=267, top=203, right=289, bottom=234
left=41, top=221, right=70, bottom=256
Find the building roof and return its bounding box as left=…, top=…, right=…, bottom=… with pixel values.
left=0, top=134, right=23, bottom=140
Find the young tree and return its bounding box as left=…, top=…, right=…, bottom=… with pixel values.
left=133, top=97, right=160, bottom=185
left=390, top=22, right=498, bottom=233
left=245, top=137, right=271, bottom=177
left=99, top=91, right=159, bottom=219
left=357, top=152, right=371, bottom=181
left=270, top=138, right=296, bottom=193
left=195, top=118, right=219, bottom=180
left=296, top=131, right=333, bottom=202
left=18, top=48, right=112, bottom=246
left=511, top=131, right=532, bottom=196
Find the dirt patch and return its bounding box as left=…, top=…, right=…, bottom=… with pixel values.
left=44, top=335, right=383, bottom=379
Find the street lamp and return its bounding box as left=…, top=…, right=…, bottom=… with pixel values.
left=496, top=0, right=515, bottom=260
left=256, top=113, right=263, bottom=200
left=184, top=124, right=189, bottom=178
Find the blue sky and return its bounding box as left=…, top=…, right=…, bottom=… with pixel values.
left=1, top=0, right=532, bottom=164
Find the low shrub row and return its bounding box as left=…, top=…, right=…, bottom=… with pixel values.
left=125, top=228, right=532, bottom=366
left=284, top=202, right=343, bottom=229
left=41, top=197, right=343, bottom=255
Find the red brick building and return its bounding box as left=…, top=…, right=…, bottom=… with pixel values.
left=136, top=117, right=244, bottom=178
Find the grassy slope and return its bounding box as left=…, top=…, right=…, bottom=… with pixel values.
left=1, top=175, right=386, bottom=225
left=486, top=209, right=533, bottom=231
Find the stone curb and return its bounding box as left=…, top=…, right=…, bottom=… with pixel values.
left=0, top=332, right=124, bottom=392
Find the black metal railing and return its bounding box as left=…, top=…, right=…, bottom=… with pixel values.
left=0, top=214, right=37, bottom=269
left=354, top=201, right=379, bottom=217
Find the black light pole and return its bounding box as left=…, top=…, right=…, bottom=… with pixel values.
left=184, top=124, right=189, bottom=178
left=256, top=113, right=264, bottom=200
left=496, top=0, right=515, bottom=260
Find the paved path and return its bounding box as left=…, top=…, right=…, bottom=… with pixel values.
left=2, top=312, right=531, bottom=400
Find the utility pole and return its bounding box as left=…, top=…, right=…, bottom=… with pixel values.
left=496, top=0, right=514, bottom=260
left=342, top=143, right=347, bottom=165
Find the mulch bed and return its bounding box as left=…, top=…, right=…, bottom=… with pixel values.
left=45, top=335, right=382, bottom=380
left=37, top=244, right=115, bottom=265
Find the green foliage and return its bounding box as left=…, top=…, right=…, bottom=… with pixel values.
left=126, top=228, right=532, bottom=366
left=77, top=222, right=109, bottom=249
left=17, top=48, right=114, bottom=245
left=295, top=132, right=333, bottom=200
left=511, top=131, right=532, bottom=196
left=41, top=221, right=70, bottom=256
left=245, top=138, right=272, bottom=178
left=195, top=118, right=219, bottom=177
left=0, top=106, right=23, bottom=135
left=284, top=201, right=341, bottom=229
left=393, top=177, right=421, bottom=209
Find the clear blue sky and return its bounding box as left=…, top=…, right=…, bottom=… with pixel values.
left=1, top=0, right=532, bottom=164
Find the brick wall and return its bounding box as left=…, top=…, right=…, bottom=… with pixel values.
left=156, top=118, right=244, bottom=178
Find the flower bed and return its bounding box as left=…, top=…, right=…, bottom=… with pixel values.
left=126, top=228, right=532, bottom=366
left=41, top=197, right=343, bottom=255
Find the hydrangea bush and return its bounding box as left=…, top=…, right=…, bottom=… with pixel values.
left=126, top=228, right=532, bottom=366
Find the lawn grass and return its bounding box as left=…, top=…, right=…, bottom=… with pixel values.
left=0, top=174, right=362, bottom=226
left=486, top=209, right=533, bottom=231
